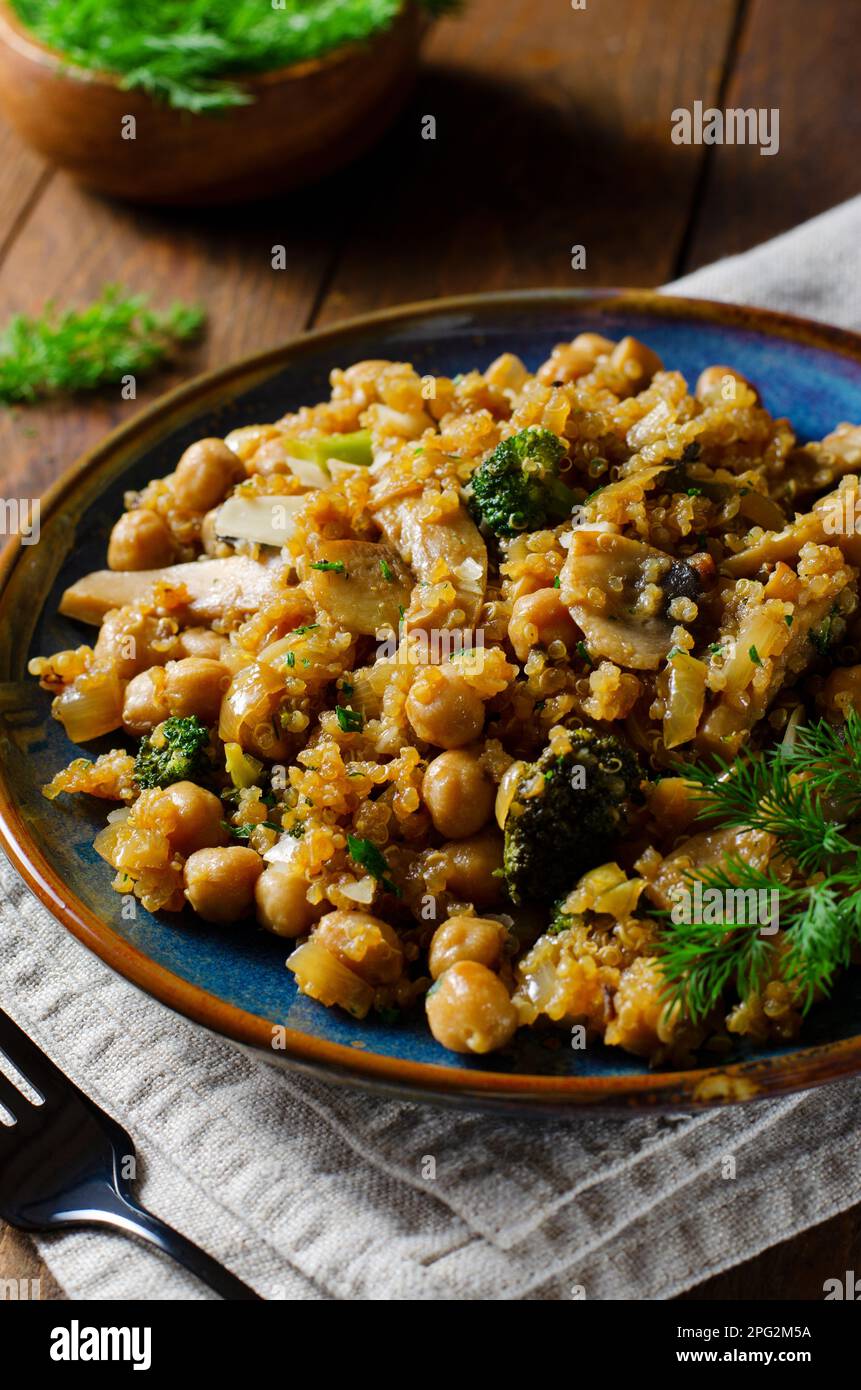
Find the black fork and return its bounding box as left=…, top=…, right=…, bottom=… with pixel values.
left=0, top=1007, right=261, bottom=1300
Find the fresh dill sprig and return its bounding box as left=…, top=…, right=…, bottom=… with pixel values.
left=0, top=286, right=204, bottom=404
left=657, top=859, right=779, bottom=1025
left=11, top=1, right=460, bottom=113
left=658, top=710, right=861, bottom=1023
left=678, top=720, right=860, bottom=875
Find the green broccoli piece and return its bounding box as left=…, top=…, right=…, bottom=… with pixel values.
left=134, top=715, right=213, bottom=789
left=502, top=727, right=642, bottom=904
left=548, top=900, right=584, bottom=936
left=469, top=426, right=575, bottom=536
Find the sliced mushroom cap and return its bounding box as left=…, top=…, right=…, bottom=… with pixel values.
left=722, top=482, right=861, bottom=578
left=60, top=556, right=279, bottom=626
left=376, top=496, right=487, bottom=629
left=305, top=538, right=412, bottom=636
left=559, top=531, right=678, bottom=670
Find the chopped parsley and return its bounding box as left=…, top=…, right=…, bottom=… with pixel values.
left=310, top=560, right=346, bottom=574
left=335, top=706, right=364, bottom=733
left=380, top=558, right=395, bottom=582
left=346, top=834, right=399, bottom=895
left=224, top=820, right=282, bottom=842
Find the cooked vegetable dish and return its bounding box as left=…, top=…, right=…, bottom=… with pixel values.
left=31, top=332, right=861, bottom=1063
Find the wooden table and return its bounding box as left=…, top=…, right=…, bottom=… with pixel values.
left=0, top=0, right=858, bottom=1301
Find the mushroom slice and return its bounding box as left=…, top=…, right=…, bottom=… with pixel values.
left=559, top=531, right=678, bottom=670
left=60, top=556, right=277, bottom=626
left=376, top=497, right=487, bottom=629
left=214, top=493, right=306, bottom=549
left=305, top=539, right=412, bottom=636
left=723, top=480, right=861, bottom=579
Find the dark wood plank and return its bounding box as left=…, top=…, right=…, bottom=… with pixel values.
left=684, top=1203, right=861, bottom=1300
left=314, top=0, right=739, bottom=325
left=0, top=173, right=334, bottom=500
left=682, top=0, right=861, bottom=271
left=0, top=1223, right=64, bottom=1299
left=0, top=111, right=49, bottom=257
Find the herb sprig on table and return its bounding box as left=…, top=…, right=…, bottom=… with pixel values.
left=0, top=286, right=204, bottom=404
left=12, top=0, right=459, bottom=113
left=658, top=711, right=861, bottom=1023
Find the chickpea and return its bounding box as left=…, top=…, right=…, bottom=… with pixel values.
left=429, top=914, right=508, bottom=979
left=178, top=627, right=230, bottom=662
left=508, top=587, right=579, bottom=663
left=250, top=438, right=292, bottom=476
left=405, top=665, right=485, bottom=749
left=610, top=335, right=663, bottom=386
left=426, top=961, right=518, bottom=1054
left=173, top=438, right=244, bottom=512
left=122, top=667, right=169, bottom=735
left=816, top=665, right=861, bottom=720
left=439, top=830, right=504, bottom=908
left=163, top=781, right=229, bottom=858
left=572, top=332, right=616, bottom=359
left=536, top=334, right=615, bottom=386
left=313, top=909, right=403, bottom=985
left=695, top=364, right=760, bottom=405
left=164, top=656, right=229, bottom=723
left=107, top=508, right=174, bottom=571
left=94, top=608, right=183, bottom=678
left=219, top=663, right=295, bottom=761
left=200, top=509, right=221, bottom=556
left=255, top=865, right=323, bottom=939
left=183, top=846, right=263, bottom=924
left=422, top=750, right=494, bottom=839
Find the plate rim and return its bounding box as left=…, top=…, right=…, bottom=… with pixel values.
left=4, top=284, right=861, bottom=1112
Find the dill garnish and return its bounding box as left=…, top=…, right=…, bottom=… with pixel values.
left=658, top=711, right=861, bottom=1022
left=0, top=286, right=203, bottom=404
left=11, top=0, right=459, bottom=113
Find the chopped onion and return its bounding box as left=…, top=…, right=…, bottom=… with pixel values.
left=663, top=652, right=708, bottom=750
left=263, top=834, right=302, bottom=866
left=328, top=459, right=366, bottom=483
left=495, top=760, right=524, bottom=830
left=781, top=705, right=806, bottom=750
left=339, top=875, right=375, bottom=904
left=53, top=666, right=123, bottom=742
left=286, top=939, right=373, bottom=1019
left=286, top=456, right=329, bottom=490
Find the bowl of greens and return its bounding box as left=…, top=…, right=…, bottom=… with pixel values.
left=0, top=0, right=442, bottom=203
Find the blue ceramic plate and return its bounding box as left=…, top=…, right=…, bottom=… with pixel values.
left=3, top=289, right=861, bottom=1114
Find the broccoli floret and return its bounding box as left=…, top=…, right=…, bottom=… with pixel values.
left=548, top=900, right=583, bottom=936
left=469, top=426, right=575, bottom=537
left=134, top=716, right=213, bottom=789
left=502, top=728, right=642, bottom=904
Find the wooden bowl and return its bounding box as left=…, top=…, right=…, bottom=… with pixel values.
left=0, top=1, right=429, bottom=204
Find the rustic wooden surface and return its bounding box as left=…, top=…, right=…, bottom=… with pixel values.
left=0, top=0, right=858, bottom=1301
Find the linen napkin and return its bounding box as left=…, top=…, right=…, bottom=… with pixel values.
left=3, top=194, right=861, bottom=1302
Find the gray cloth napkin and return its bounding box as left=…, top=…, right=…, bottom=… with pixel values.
left=3, top=195, right=861, bottom=1302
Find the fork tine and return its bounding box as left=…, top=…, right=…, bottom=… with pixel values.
left=0, top=1067, right=33, bottom=1124
left=0, top=1007, right=68, bottom=1100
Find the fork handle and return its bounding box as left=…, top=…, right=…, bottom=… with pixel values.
left=66, top=1191, right=263, bottom=1300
